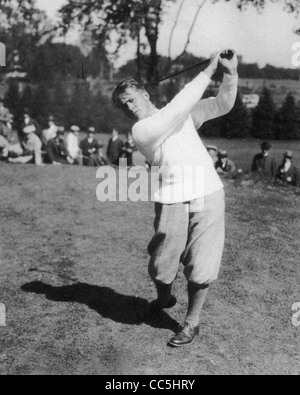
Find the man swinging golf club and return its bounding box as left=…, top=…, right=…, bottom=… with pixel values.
left=113, top=49, right=238, bottom=347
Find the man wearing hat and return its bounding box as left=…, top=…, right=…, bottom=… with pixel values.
left=80, top=127, right=107, bottom=167
left=66, top=125, right=82, bottom=165
left=252, top=142, right=277, bottom=180
left=215, top=150, right=236, bottom=178
left=8, top=126, right=43, bottom=166
left=46, top=130, right=73, bottom=165
left=206, top=145, right=219, bottom=166
left=277, top=151, right=300, bottom=187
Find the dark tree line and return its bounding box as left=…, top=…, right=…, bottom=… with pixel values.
left=201, top=88, right=300, bottom=140
left=3, top=79, right=133, bottom=133
left=5, top=76, right=299, bottom=140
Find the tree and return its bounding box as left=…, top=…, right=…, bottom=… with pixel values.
left=273, top=93, right=300, bottom=140
left=251, top=88, right=276, bottom=139
left=20, top=85, right=34, bottom=114
left=4, top=81, right=21, bottom=123
left=221, top=92, right=249, bottom=139
left=0, top=0, right=52, bottom=75
left=32, top=83, right=51, bottom=127
left=66, top=80, right=93, bottom=128
left=58, top=0, right=300, bottom=83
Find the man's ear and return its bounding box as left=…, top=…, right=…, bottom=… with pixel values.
left=143, top=91, right=150, bottom=102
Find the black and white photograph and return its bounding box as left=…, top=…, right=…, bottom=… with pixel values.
left=0, top=0, right=299, bottom=377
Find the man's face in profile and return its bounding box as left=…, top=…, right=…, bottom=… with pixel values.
left=119, top=87, right=150, bottom=121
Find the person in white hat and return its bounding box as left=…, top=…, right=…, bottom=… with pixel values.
left=8, top=126, right=43, bottom=166
left=66, top=125, right=82, bottom=165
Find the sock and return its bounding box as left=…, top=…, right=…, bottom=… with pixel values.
left=185, top=282, right=209, bottom=328
left=155, top=282, right=172, bottom=308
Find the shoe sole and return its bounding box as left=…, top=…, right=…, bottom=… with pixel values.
left=167, top=336, right=198, bottom=349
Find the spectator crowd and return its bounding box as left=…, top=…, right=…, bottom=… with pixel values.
left=0, top=98, right=299, bottom=189
left=206, top=141, right=300, bottom=188
left=0, top=99, right=136, bottom=168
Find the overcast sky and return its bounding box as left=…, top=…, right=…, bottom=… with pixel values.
left=37, top=0, right=300, bottom=69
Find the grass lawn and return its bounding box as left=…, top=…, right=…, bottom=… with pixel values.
left=0, top=138, right=299, bottom=375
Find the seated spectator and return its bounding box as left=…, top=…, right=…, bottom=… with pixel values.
left=20, top=111, right=42, bottom=143
left=121, top=132, right=136, bottom=166
left=42, top=116, right=58, bottom=147
left=8, top=131, right=43, bottom=166
left=215, top=150, right=237, bottom=178
left=252, top=142, right=277, bottom=180
left=0, top=134, right=10, bottom=160
left=66, top=125, right=82, bottom=165
left=277, top=151, right=300, bottom=187
left=206, top=145, right=219, bottom=166
left=0, top=98, right=13, bottom=139
left=46, top=130, right=74, bottom=165
left=80, top=127, right=107, bottom=167
left=107, top=129, right=124, bottom=165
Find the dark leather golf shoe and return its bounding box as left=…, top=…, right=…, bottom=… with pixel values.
left=168, top=323, right=199, bottom=348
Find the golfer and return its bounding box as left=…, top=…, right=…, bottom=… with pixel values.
left=113, top=50, right=238, bottom=347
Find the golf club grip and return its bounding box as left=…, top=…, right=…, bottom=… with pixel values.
left=220, top=50, right=234, bottom=60
left=146, top=50, right=235, bottom=88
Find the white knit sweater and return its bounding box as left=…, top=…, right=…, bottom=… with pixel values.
left=132, top=72, right=238, bottom=204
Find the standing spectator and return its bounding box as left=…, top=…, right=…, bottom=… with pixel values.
left=277, top=151, right=300, bottom=187
left=206, top=145, right=219, bottom=166
left=0, top=98, right=13, bottom=139
left=80, top=127, right=107, bottom=167
left=215, top=150, right=236, bottom=178
left=122, top=132, right=136, bottom=166
left=106, top=129, right=123, bottom=165
left=42, top=116, right=58, bottom=147
left=8, top=131, right=43, bottom=166
left=66, top=125, right=82, bottom=165
left=252, top=142, right=277, bottom=180
left=46, top=130, right=73, bottom=165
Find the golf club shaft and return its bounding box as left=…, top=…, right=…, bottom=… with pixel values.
left=146, top=50, right=234, bottom=88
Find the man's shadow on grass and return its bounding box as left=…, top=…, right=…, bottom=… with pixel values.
left=21, top=281, right=179, bottom=332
